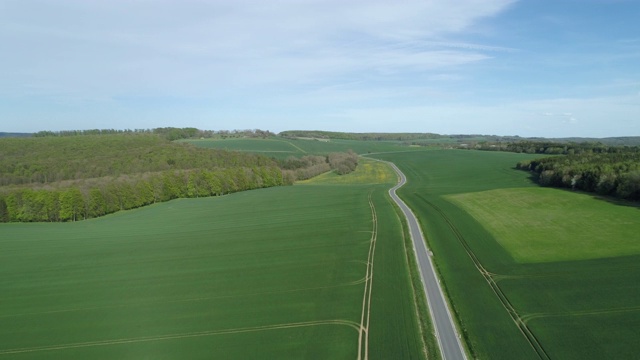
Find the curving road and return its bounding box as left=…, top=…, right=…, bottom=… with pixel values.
left=386, top=161, right=467, bottom=360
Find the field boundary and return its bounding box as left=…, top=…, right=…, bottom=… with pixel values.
left=521, top=305, right=640, bottom=324
left=277, top=139, right=308, bottom=153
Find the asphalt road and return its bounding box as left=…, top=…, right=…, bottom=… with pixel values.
left=386, top=161, right=467, bottom=360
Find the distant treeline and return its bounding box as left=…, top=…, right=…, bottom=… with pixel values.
left=0, top=132, right=32, bottom=138
left=515, top=143, right=640, bottom=201
left=279, top=130, right=536, bottom=143
left=471, top=140, right=636, bottom=155
left=34, top=127, right=274, bottom=141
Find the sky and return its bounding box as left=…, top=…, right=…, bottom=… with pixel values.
left=1, top=0, right=639, bottom=137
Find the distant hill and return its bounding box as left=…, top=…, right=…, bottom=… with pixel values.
left=279, top=130, right=445, bottom=141
left=0, top=132, right=32, bottom=138
left=278, top=130, right=521, bottom=142
left=279, top=130, right=640, bottom=146
left=554, top=137, right=640, bottom=146
left=7, top=128, right=640, bottom=145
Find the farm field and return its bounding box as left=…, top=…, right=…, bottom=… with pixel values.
left=370, top=149, right=640, bottom=359
left=184, top=137, right=424, bottom=158
left=298, top=157, right=397, bottom=186
left=447, top=187, right=640, bottom=263
left=0, top=158, right=428, bottom=359
left=184, top=138, right=306, bottom=158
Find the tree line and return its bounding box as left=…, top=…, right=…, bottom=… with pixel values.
left=0, top=166, right=284, bottom=222
left=33, top=127, right=275, bottom=141
left=516, top=146, right=640, bottom=201
left=277, top=151, right=359, bottom=181
left=471, top=140, right=634, bottom=155
left=327, top=151, right=359, bottom=174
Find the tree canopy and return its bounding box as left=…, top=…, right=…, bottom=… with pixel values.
left=515, top=145, right=640, bottom=201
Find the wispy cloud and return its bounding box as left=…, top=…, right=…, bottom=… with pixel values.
left=0, top=0, right=516, bottom=99
left=3, top=0, right=639, bottom=138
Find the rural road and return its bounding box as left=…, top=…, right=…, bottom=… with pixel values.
left=386, top=161, right=467, bottom=360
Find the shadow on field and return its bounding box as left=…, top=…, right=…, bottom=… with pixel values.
left=590, top=194, right=640, bottom=210
left=513, top=167, right=640, bottom=211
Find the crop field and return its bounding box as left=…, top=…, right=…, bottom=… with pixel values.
left=0, top=160, right=428, bottom=358
left=447, top=187, right=640, bottom=263
left=370, top=149, right=640, bottom=359
left=183, top=138, right=306, bottom=158
left=298, top=158, right=397, bottom=186
left=185, top=137, right=424, bottom=157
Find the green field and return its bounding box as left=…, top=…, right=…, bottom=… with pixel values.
left=7, top=138, right=636, bottom=359
left=184, top=137, right=424, bottom=158
left=448, top=187, right=640, bottom=263
left=298, top=158, right=397, bottom=186
left=0, top=159, right=429, bottom=358
left=371, top=149, right=640, bottom=359
left=184, top=138, right=307, bottom=157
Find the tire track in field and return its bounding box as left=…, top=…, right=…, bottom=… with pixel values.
left=276, top=139, right=307, bottom=154
left=416, top=195, right=551, bottom=360
left=0, top=278, right=368, bottom=319
left=357, top=193, right=378, bottom=360
left=521, top=305, right=640, bottom=324
left=0, top=320, right=360, bottom=356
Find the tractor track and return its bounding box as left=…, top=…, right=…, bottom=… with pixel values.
left=416, top=194, right=550, bottom=360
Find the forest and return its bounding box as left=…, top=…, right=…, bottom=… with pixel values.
left=515, top=143, right=640, bottom=201
left=0, top=132, right=357, bottom=222
left=471, top=140, right=638, bottom=155
left=34, top=127, right=275, bottom=141
left=279, top=130, right=531, bottom=143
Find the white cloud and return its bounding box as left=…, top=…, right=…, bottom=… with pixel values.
left=316, top=94, right=638, bottom=137
left=538, top=112, right=579, bottom=125
left=0, top=0, right=516, bottom=99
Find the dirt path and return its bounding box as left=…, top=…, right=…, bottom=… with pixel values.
left=357, top=193, right=378, bottom=360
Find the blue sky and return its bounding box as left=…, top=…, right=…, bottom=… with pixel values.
left=1, top=0, right=638, bottom=137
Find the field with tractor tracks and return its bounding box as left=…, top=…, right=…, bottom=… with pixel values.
left=0, top=155, right=431, bottom=359
left=370, top=149, right=640, bottom=359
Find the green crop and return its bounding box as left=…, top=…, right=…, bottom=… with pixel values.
left=371, top=149, right=640, bottom=359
